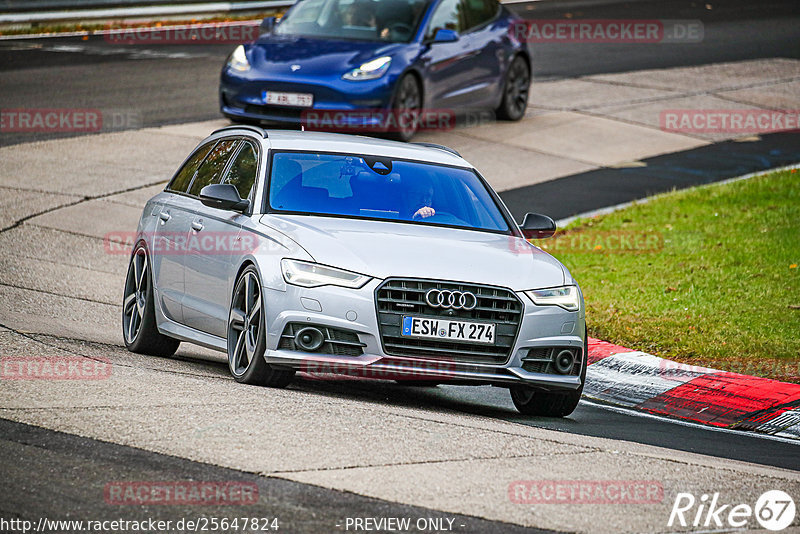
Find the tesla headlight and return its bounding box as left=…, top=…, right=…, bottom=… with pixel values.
left=524, top=286, right=580, bottom=312
left=228, top=45, right=250, bottom=72
left=281, top=259, right=371, bottom=289
left=342, top=56, right=391, bottom=81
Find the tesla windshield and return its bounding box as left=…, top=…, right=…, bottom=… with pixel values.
left=268, top=152, right=511, bottom=233
left=274, top=0, right=430, bottom=43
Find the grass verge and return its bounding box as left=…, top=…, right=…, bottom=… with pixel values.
left=536, top=168, right=800, bottom=382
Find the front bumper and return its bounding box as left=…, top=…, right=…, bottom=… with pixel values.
left=220, top=68, right=395, bottom=126
left=262, top=279, right=585, bottom=391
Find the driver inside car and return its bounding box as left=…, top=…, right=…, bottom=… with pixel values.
left=405, top=179, right=436, bottom=220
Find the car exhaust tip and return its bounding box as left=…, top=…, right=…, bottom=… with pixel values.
left=553, top=349, right=576, bottom=375
left=295, top=327, right=325, bottom=352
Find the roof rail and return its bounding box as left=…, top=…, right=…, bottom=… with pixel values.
left=411, top=142, right=461, bottom=158
left=212, top=124, right=268, bottom=138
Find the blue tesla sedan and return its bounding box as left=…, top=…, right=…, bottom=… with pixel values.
left=219, top=0, right=531, bottom=140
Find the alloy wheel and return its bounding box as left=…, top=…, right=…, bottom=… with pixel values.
left=504, top=58, right=530, bottom=119
left=123, top=247, right=149, bottom=345
left=394, top=75, right=421, bottom=140
left=228, top=271, right=263, bottom=377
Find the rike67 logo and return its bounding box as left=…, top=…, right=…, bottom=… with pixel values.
left=669, top=490, right=796, bottom=531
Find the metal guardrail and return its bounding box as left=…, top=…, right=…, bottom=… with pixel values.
left=0, top=0, right=295, bottom=24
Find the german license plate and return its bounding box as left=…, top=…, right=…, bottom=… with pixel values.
left=401, top=316, right=495, bottom=344
left=263, top=91, right=313, bottom=107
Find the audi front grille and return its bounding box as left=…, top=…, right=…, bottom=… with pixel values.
left=375, top=278, right=523, bottom=365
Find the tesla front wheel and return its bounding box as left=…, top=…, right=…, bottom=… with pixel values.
left=122, top=244, right=180, bottom=357
left=388, top=73, right=421, bottom=142
left=496, top=55, right=530, bottom=121
left=227, top=266, right=295, bottom=388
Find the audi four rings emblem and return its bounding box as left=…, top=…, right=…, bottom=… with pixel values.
left=425, top=289, right=477, bottom=310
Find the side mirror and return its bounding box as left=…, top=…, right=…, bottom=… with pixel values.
left=260, top=16, right=278, bottom=35
left=520, top=212, right=556, bottom=239
left=432, top=28, right=459, bottom=43
left=199, top=184, right=250, bottom=212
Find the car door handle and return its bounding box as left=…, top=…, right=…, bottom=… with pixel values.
left=159, top=211, right=171, bottom=222
left=191, top=220, right=204, bottom=232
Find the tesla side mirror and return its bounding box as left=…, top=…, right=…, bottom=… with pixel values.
left=260, top=16, right=278, bottom=35
left=432, top=28, right=459, bottom=43
left=199, top=184, right=250, bottom=212
left=520, top=212, right=556, bottom=239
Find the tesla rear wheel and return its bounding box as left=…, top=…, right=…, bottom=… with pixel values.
left=496, top=55, right=530, bottom=121
left=227, top=266, right=295, bottom=387
left=388, top=74, right=421, bottom=142
left=122, top=245, right=180, bottom=357
left=510, top=327, right=588, bottom=417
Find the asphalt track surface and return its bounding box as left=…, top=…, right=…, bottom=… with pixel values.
left=1, top=0, right=799, bottom=529
left=0, top=419, right=546, bottom=534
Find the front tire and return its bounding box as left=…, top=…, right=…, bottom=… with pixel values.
left=122, top=244, right=180, bottom=357
left=387, top=73, right=422, bottom=142
left=510, top=328, right=588, bottom=417
left=227, top=266, right=294, bottom=387
left=496, top=55, right=530, bottom=121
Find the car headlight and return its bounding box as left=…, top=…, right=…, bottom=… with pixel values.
left=342, top=56, right=391, bottom=81
left=228, top=45, right=250, bottom=72
left=281, top=259, right=371, bottom=289
left=524, top=286, right=580, bottom=312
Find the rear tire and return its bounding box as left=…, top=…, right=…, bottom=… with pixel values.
left=510, top=327, right=588, bottom=417
left=122, top=244, right=180, bottom=357
left=496, top=55, right=530, bottom=121
left=227, top=266, right=295, bottom=388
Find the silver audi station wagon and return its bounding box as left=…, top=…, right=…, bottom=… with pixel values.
left=123, top=126, right=587, bottom=416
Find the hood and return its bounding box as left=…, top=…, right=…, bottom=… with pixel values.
left=249, top=35, right=403, bottom=77
left=259, top=215, right=566, bottom=291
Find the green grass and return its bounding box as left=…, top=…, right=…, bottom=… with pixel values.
left=536, top=168, right=800, bottom=382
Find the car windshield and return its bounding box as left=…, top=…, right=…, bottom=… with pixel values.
left=268, top=152, right=511, bottom=233
left=274, top=0, right=429, bottom=43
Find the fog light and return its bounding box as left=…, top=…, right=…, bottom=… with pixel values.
left=295, top=327, right=324, bottom=352
left=553, top=349, right=575, bottom=375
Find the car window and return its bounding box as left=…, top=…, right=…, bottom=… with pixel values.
left=268, top=151, right=509, bottom=233
left=222, top=141, right=258, bottom=200
left=425, top=0, right=463, bottom=39
left=187, top=139, right=239, bottom=197
left=166, top=142, right=214, bottom=193
left=462, top=0, right=497, bottom=31
left=275, top=0, right=428, bottom=43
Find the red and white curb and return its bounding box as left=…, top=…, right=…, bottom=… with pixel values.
left=585, top=338, right=800, bottom=439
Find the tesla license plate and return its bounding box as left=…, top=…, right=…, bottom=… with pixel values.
left=402, top=316, right=495, bottom=344
left=263, top=91, right=313, bottom=107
